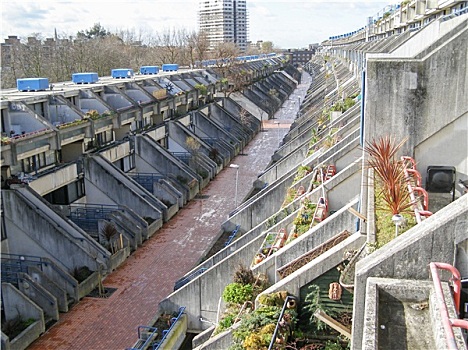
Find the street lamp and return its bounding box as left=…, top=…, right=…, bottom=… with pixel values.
left=274, top=121, right=280, bottom=144
left=230, top=164, right=240, bottom=208
left=392, top=214, right=405, bottom=238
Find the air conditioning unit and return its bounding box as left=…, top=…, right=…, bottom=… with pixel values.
left=426, top=166, right=456, bottom=193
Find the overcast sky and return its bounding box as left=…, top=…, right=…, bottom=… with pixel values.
left=1, top=0, right=396, bottom=48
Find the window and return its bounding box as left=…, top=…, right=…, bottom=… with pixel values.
left=117, top=154, right=136, bottom=172
left=43, top=178, right=85, bottom=205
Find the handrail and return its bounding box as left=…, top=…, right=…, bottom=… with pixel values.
left=429, top=262, right=468, bottom=350
left=9, top=273, right=57, bottom=306
left=268, top=296, right=295, bottom=350
left=1, top=253, right=77, bottom=287
left=152, top=306, right=186, bottom=350
left=224, top=224, right=241, bottom=247
left=401, top=156, right=428, bottom=224
left=173, top=268, right=207, bottom=291
left=126, top=326, right=158, bottom=350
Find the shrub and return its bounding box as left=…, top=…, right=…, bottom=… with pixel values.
left=223, top=283, right=253, bottom=304
left=234, top=264, right=255, bottom=285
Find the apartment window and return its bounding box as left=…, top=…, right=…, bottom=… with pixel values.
left=43, top=178, right=85, bottom=205
left=20, top=151, right=55, bottom=174
left=96, top=129, right=113, bottom=146
left=118, top=153, right=136, bottom=172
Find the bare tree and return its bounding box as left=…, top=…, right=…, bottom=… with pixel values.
left=194, top=31, right=210, bottom=63
left=17, top=34, right=45, bottom=78
left=155, top=27, right=187, bottom=64
left=185, top=30, right=210, bottom=68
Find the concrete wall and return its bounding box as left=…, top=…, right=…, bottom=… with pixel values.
left=351, top=196, right=468, bottom=349
left=29, top=163, right=78, bottom=196
left=156, top=314, right=187, bottom=350
left=252, top=199, right=361, bottom=284
left=18, top=273, right=59, bottom=322
left=414, top=109, right=468, bottom=195
left=364, top=19, right=468, bottom=159
left=84, top=155, right=163, bottom=223
left=2, top=283, right=45, bottom=349
left=3, top=188, right=107, bottom=272
left=229, top=92, right=267, bottom=121
left=136, top=134, right=199, bottom=201
left=28, top=266, right=69, bottom=313
left=257, top=233, right=366, bottom=306
left=361, top=277, right=466, bottom=350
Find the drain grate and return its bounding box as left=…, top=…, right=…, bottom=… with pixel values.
left=86, top=287, right=117, bottom=299
left=195, top=194, right=210, bottom=199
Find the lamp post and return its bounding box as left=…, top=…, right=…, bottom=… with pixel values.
left=274, top=121, right=280, bottom=144
left=230, top=164, right=239, bottom=208
left=392, top=214, right=405, bottom=238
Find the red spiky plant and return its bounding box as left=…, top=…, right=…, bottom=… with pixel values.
left=364, top=136, right=414, bottom=215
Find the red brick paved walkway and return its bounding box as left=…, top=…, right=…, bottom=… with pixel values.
left=28, top=74, right=311, bottom=350
left=27, top=122, right=290, bottom=350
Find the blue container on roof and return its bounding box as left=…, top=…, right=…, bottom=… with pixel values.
left=140, top=66, right=160, bottom=75
left=162, top=64, right=179, bottom=72
left=17, top=78, right=49, bottom=92
left=72, top=72, right=98, bottom=84
left=111, top=69, right=134, bottom=78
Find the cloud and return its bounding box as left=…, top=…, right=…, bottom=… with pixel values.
left=2, top=1, right=395, bottom=48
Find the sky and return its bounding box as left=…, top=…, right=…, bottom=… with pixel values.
left=1, top=0, right=397, bottom=48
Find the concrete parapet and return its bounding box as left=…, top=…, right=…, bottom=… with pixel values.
left=352, top=196, right=468, bottom=349
left=28, top=266, right=69, bottom=313
left=193, top=325, right=234, bottom=350
left=192, top=326, right=215, bottom=349
left=3, top=188, right=108, bottom=273
left=17, top=272, right=59, bottom=322
left=252, top=198, right=361, bottom=284
left=84, top=155, right=164, bottom=224
left=257, top=233, right=366, bottom=302
left=1, top=282, right=45, bottom=350
left=362, top=277, right=466, bottom=350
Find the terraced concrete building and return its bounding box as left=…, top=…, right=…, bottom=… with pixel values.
left=1, top=1, right=467, bottom=350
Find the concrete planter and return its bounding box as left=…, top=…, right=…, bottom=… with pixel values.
left=77, top=271, right=100, bottom=300
left=9, top=320, right=44, bottom=350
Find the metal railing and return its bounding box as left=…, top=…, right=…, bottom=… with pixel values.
left=173, top=268, right=207, bottom=291
left=126, top=326, right=158, bottom=350
left=268, top=296, right=296, bottom=350
left=128, top=173, right=165, bottom=192
left=68, top=203, right=124, bottom=236
left=429, top=262, right=468, bottom=350
left=401, top=156, right=432, bottom=223
left=224, top=224, right=241, bottom=247
left=152, top=307, right=186, bottom=350
left=1, top=253, right=77, bottom=288
left=2, top=272, right=56, bottom=306
left=171, top=152, right=192, bottom=165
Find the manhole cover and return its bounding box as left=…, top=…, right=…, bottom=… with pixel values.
left=86, top=287, right=117, bottom=299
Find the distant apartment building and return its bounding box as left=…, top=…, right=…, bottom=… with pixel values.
left=283, top=48, right=316, bottom=67
left=198, top=0, right=248, bottom=52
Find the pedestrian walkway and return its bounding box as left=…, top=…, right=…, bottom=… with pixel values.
left=28, top=73, right=311, bottom=350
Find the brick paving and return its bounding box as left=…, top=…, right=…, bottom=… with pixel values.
left=28, top=75, right=311, bottom=350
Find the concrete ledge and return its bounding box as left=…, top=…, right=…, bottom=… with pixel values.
left=9, top=320, right=43, bottom=350
left=257, top=233, right=366, bottom=300
left=193, top=324, right=236, bottom=350
left=192, top=326, right=215, bottom=349
left=156, top=314, right=187, bottom=350
left=78, top=271, right=100, bottom=300
left=352, top=196, right=468, bottom=349
left=362, top=278, right=433, bottom=350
